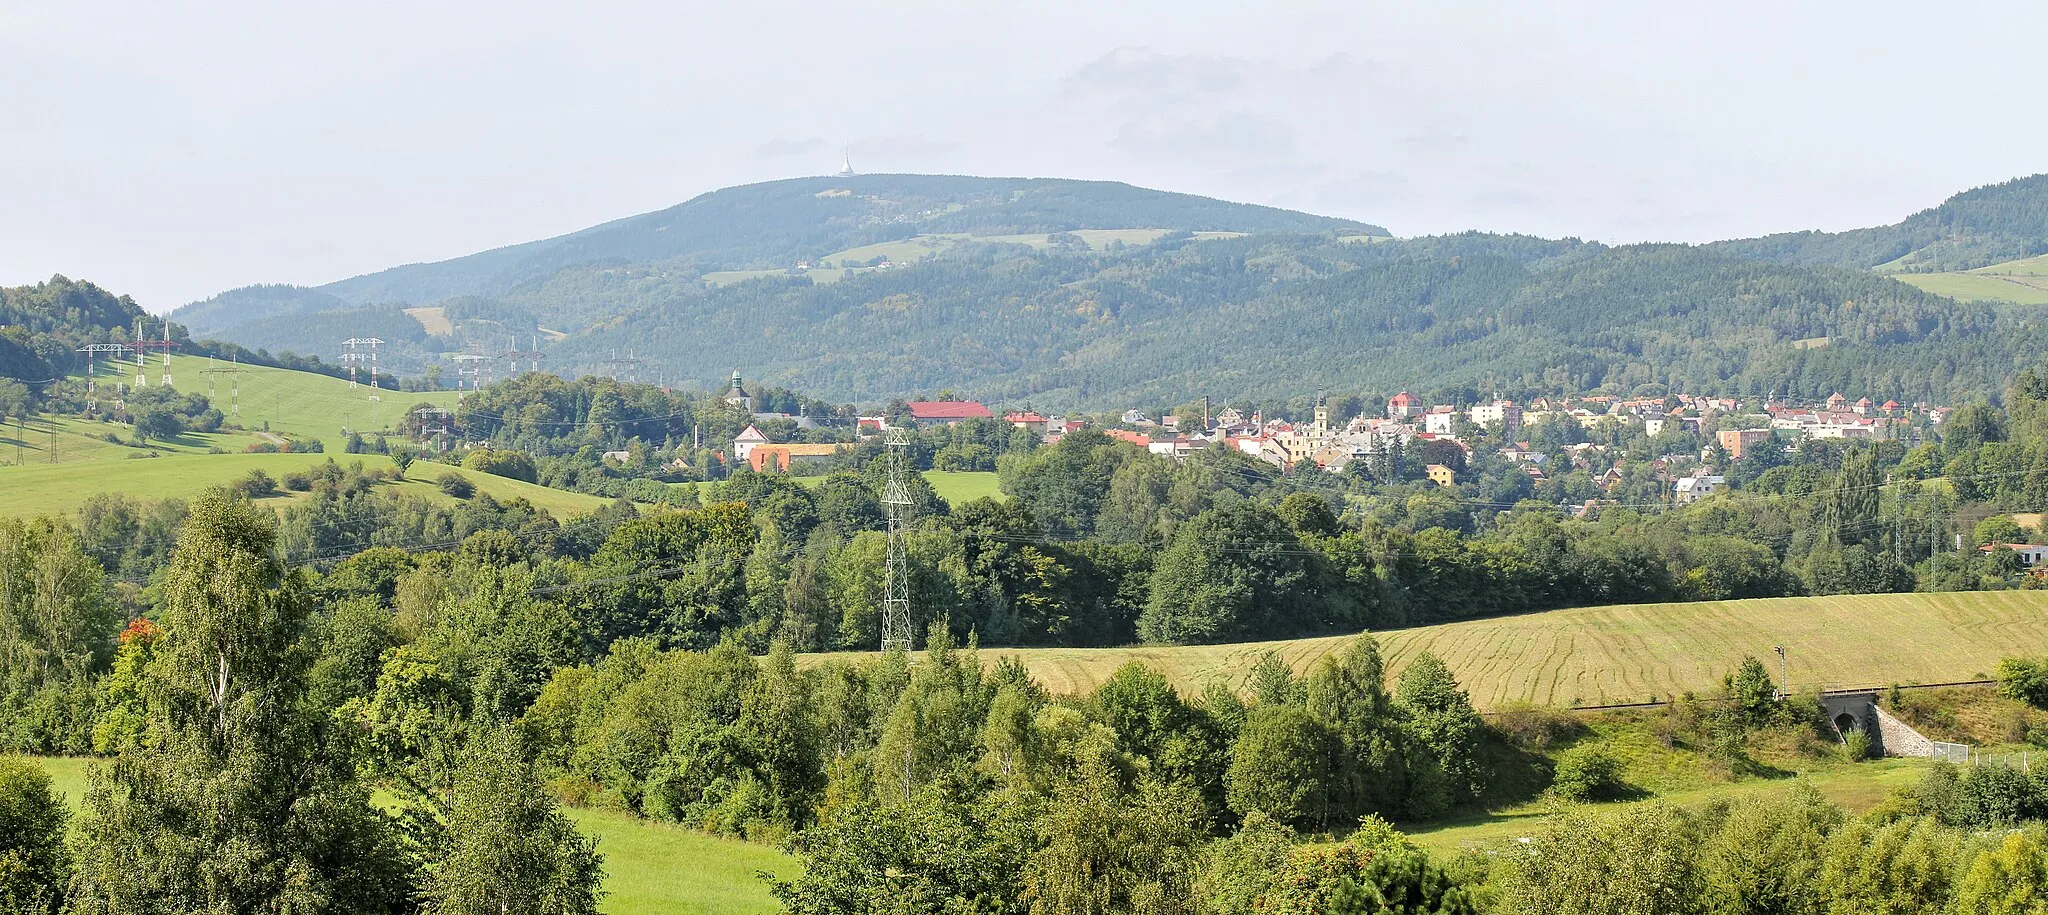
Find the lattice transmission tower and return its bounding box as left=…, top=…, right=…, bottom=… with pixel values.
left=880, top=427, right=915, bottom=653
left=74, top=343, right=130, bottom=413
left=201, top=354, right=249, bottom=417
left=341, top=337, right=385, bottom=389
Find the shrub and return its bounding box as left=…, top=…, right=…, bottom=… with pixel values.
left=464, top=448, right=538, bottom=483
left=1997, top=656, right=2048, bottom=708
left=1954, top=763, right=2044, bottom=828
left=1843, top=730, right=1873, bottom=762
left=234, top=469, right=278, bottom=498
left=438, top=473, right=476, bottom=499
left=1550, top=745, right=1626, bottom=802
left=282, top=471, right=314, bottom=492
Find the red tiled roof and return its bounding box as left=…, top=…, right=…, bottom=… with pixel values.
left=907, top=401, right=993, bottom=420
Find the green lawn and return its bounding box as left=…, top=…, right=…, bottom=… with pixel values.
left=922, top=470, right=1002, bottom=504
left=14, top=756, right=794, bottom=915
left=0, top=452, right=616, bottom=519
left=801, top=590, right=2048, bottom=707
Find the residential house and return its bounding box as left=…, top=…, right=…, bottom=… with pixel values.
left=1980, top=543, right=2048, bottom=567
left=1005, top=411, right=1049, bottom=435
left=1425, top=463, right=1457, bottom=488
left=1675, top=472, right=1727, bottom=503
left=733, top=425, right=769, bottom=462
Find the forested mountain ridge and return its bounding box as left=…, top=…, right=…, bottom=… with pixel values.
left=1712, top=172, right=2048, bottom=273
left=162, top=171, right=2048, bottom=407
left=542, top=233, right=2031, bottom=406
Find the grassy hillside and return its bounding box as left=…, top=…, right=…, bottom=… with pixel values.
left=803, top=591, right=2048, bottom=707
left=0, top=452, right=616, bottom=519
left=16, top=756, right=793, bottom=915
left=143, top=354, right=462, bottom=440
left=1892, top=252, right=2048, bottom=305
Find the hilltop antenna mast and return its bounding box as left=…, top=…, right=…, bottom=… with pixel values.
left=880, top=426, right=915, bottom=653
left=839, top=148, right=856, bottom=178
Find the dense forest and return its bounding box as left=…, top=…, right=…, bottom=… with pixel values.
left=162, top=172, right=2048, bottom=409
left=1713, top=173, right=2048, bottom=272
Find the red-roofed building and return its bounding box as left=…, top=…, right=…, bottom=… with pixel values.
left=906, top=401, right=993, bottom=424
left=1005, top=411, right=1049, bottom=434
left=1105, top=429, right=1152, bottom=448
left=1388, top=391, right=1423, bottom=420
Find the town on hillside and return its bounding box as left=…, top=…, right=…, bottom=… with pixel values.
left=727, top=373, right=1954, bottom=509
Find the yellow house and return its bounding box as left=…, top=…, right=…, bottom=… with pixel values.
left=1426, top=463, right=1456, bottom=487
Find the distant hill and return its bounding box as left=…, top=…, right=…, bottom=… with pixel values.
left=1712, top=173, right=2048, bottom=273
left=312, top=174, right=1381, bottom=306
left=168, top=170, right=2048, bottom=408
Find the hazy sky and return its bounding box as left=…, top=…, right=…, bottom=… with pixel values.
left=5, top=1, right=2045, bottom=310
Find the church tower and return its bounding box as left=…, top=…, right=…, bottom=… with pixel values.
left=724, top=370, right=753, bottom=411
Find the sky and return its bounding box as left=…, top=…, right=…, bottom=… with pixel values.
left=5, top=0, right=2047, bottom=310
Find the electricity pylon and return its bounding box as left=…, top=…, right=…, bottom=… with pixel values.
left=880, top=427, right=914, bottom=653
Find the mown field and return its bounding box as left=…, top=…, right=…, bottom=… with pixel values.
left=17, top=756, right=795, bottom=915
left=0, top=452, right=617, bottom=519
left=804, top=591, right=2048, bottom=708
left=1891, top=253, right=2048, bottom=305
